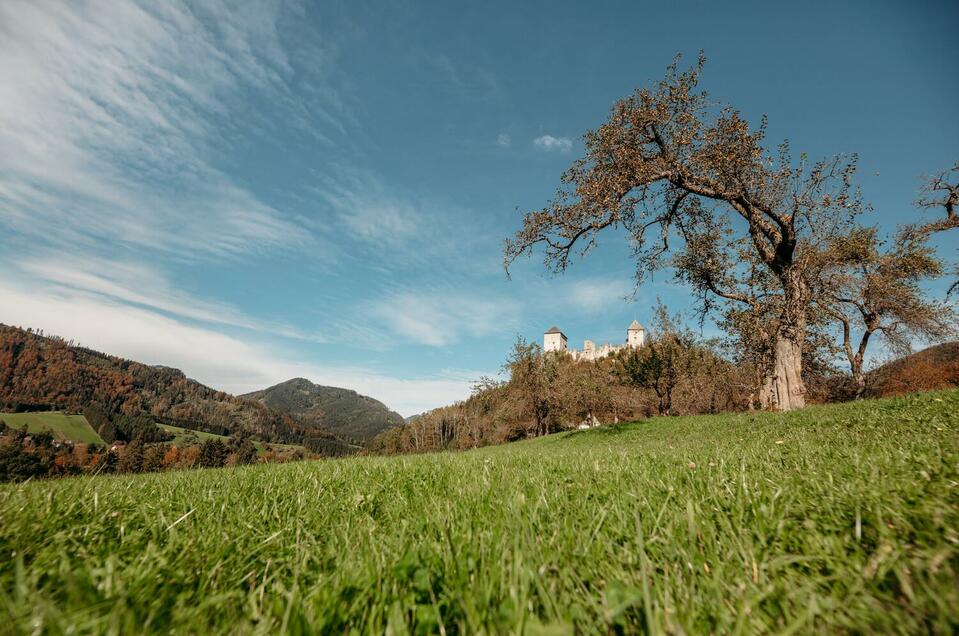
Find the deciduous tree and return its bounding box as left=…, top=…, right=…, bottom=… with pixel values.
left=618, top=304, right=697, bottom=416
left=505, top=54, right=863, bottom=410
left=561, top=358, right=614, bottom=426
left=815, top=226, right=955, bottom=397
left=915, top=162, right=959, bottom=233
left=503, top=337, right=561, bottom=437
left=909, top=162, right=959, bottom=293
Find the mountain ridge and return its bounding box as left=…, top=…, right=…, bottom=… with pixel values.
left=241, top=377, right=405, bottom=444
left=0, top=324, right=355, bottom=455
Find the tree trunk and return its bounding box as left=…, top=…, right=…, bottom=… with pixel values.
left=759, top=268, right=808, bottom=411
left=759, top=336, right=806, bottom=410
left=851, top=367, right=866, bottom=399
left=850, top=329, right=872, bottom=400
left=655, top=385, right=671, bottom=416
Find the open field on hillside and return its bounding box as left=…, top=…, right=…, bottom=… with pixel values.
left=0, top=411, right=102, bottom=445
left=158, top=423, right=230, bottom=445
left=1, top=391, right=957, bottom=633
left=259, top=441, right=314, bottom=454
left=158, top=424, right=309, bottom=455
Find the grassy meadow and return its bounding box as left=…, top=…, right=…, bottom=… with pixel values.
left=158, top=423, right=231, bottom=445
left=157, top=424, right=309, bottom=455
left=1, top=390, right=957, bottom=634
left=0, top=411, right=102, bottom=445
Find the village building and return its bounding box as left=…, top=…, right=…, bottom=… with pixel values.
left=543, top=321, right=645, bottom=361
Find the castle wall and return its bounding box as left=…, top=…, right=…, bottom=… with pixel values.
left=546, top=325, right=645, bottom=361
left=570, top=342, right=630, bottom=362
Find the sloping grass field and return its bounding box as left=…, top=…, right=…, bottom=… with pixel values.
left=158, top=423, right=231, bottom=445
left=158, top=424, right=310, bottom=455
left=0, top=411, right=103, bottom=445
left=1, top=391, right=957, bottom=633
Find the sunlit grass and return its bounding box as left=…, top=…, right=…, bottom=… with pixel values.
left=157, top=423, right=308, bottom=455
left=157, top=423, right=230, bottom=445
left=0, top=411, right=102, bottom=444
left=1, top=390, right=956, bottom=633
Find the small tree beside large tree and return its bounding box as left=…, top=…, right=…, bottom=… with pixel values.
left=505, top=54, right=863, bottom=410
left=618, top=302, right=697, bottom=416
left=814, top=226, right=955, bottom=398
left=911, top=162, right=959, bottom=293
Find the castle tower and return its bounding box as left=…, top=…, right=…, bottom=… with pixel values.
left=627, top=320, right=645, bottom=349
left=544, top=326, right=568, bottom=352
left=581, top=339, right=596, bottom=362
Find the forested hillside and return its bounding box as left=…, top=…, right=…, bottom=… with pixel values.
left=242, top=378, right=404, bottom=444
left=866, top=342, right=959, bottom=397
left=0, top=324, right=346, bottom=452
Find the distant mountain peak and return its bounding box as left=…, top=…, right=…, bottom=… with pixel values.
left=241, top=378, right=403, bottom=444
left=0, top=324, right=351, bottom=455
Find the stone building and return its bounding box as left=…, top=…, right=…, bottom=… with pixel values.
left=543, top=321, right=645, bottom=361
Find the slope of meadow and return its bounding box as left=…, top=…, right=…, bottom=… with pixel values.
left=1, top=391, right=957, bottom=633
left=157, top=422, right=232, bottom=445
left=0, top=411, right=103, bottom=444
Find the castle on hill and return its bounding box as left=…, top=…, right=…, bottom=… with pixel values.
left=543, top=320, right=645, bottom=362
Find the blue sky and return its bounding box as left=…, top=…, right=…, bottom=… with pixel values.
left=1, top=0, right=956, bottom=415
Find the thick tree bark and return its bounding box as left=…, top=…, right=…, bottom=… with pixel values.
left=760, top=336, right=806, bottom=410
left=657, top=387, right=672, bottom=417
left=760, top=268, right=808, bottom=411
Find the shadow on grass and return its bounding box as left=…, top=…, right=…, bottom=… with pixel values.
left=559, top=421, right=646, bottom=440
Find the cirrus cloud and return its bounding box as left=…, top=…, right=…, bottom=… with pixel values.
left=0, top=0, right=343, bottom=260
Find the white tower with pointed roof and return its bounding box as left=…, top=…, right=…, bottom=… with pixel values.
left=627, top=320, right=645, bottom=349
left=543, top=326, right=568, bottom=352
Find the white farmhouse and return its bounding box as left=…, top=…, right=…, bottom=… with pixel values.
left=543, top=321, right=645, bottom=361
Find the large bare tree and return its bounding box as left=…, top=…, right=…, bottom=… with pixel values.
left=504, top=55, right=863, bottom=410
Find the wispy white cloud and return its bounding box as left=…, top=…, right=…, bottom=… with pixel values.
left=497, top=133, right=512, bottom=148
left=565, top=279, right=631, bottom=313
left=368, top=287, right=520, bottom=347
left=406, top=47, right=501, bottom=100
left=311, top=168, right=423, bottom=248
left=0, top=0, right=337, bottom=259
left=306, top=166, right=501, bottom=276
left=9, top=253, right=325, bottom=343
left=533, top=135, right=572, bottom=152
left=2, top=241, right=519, bottom=357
